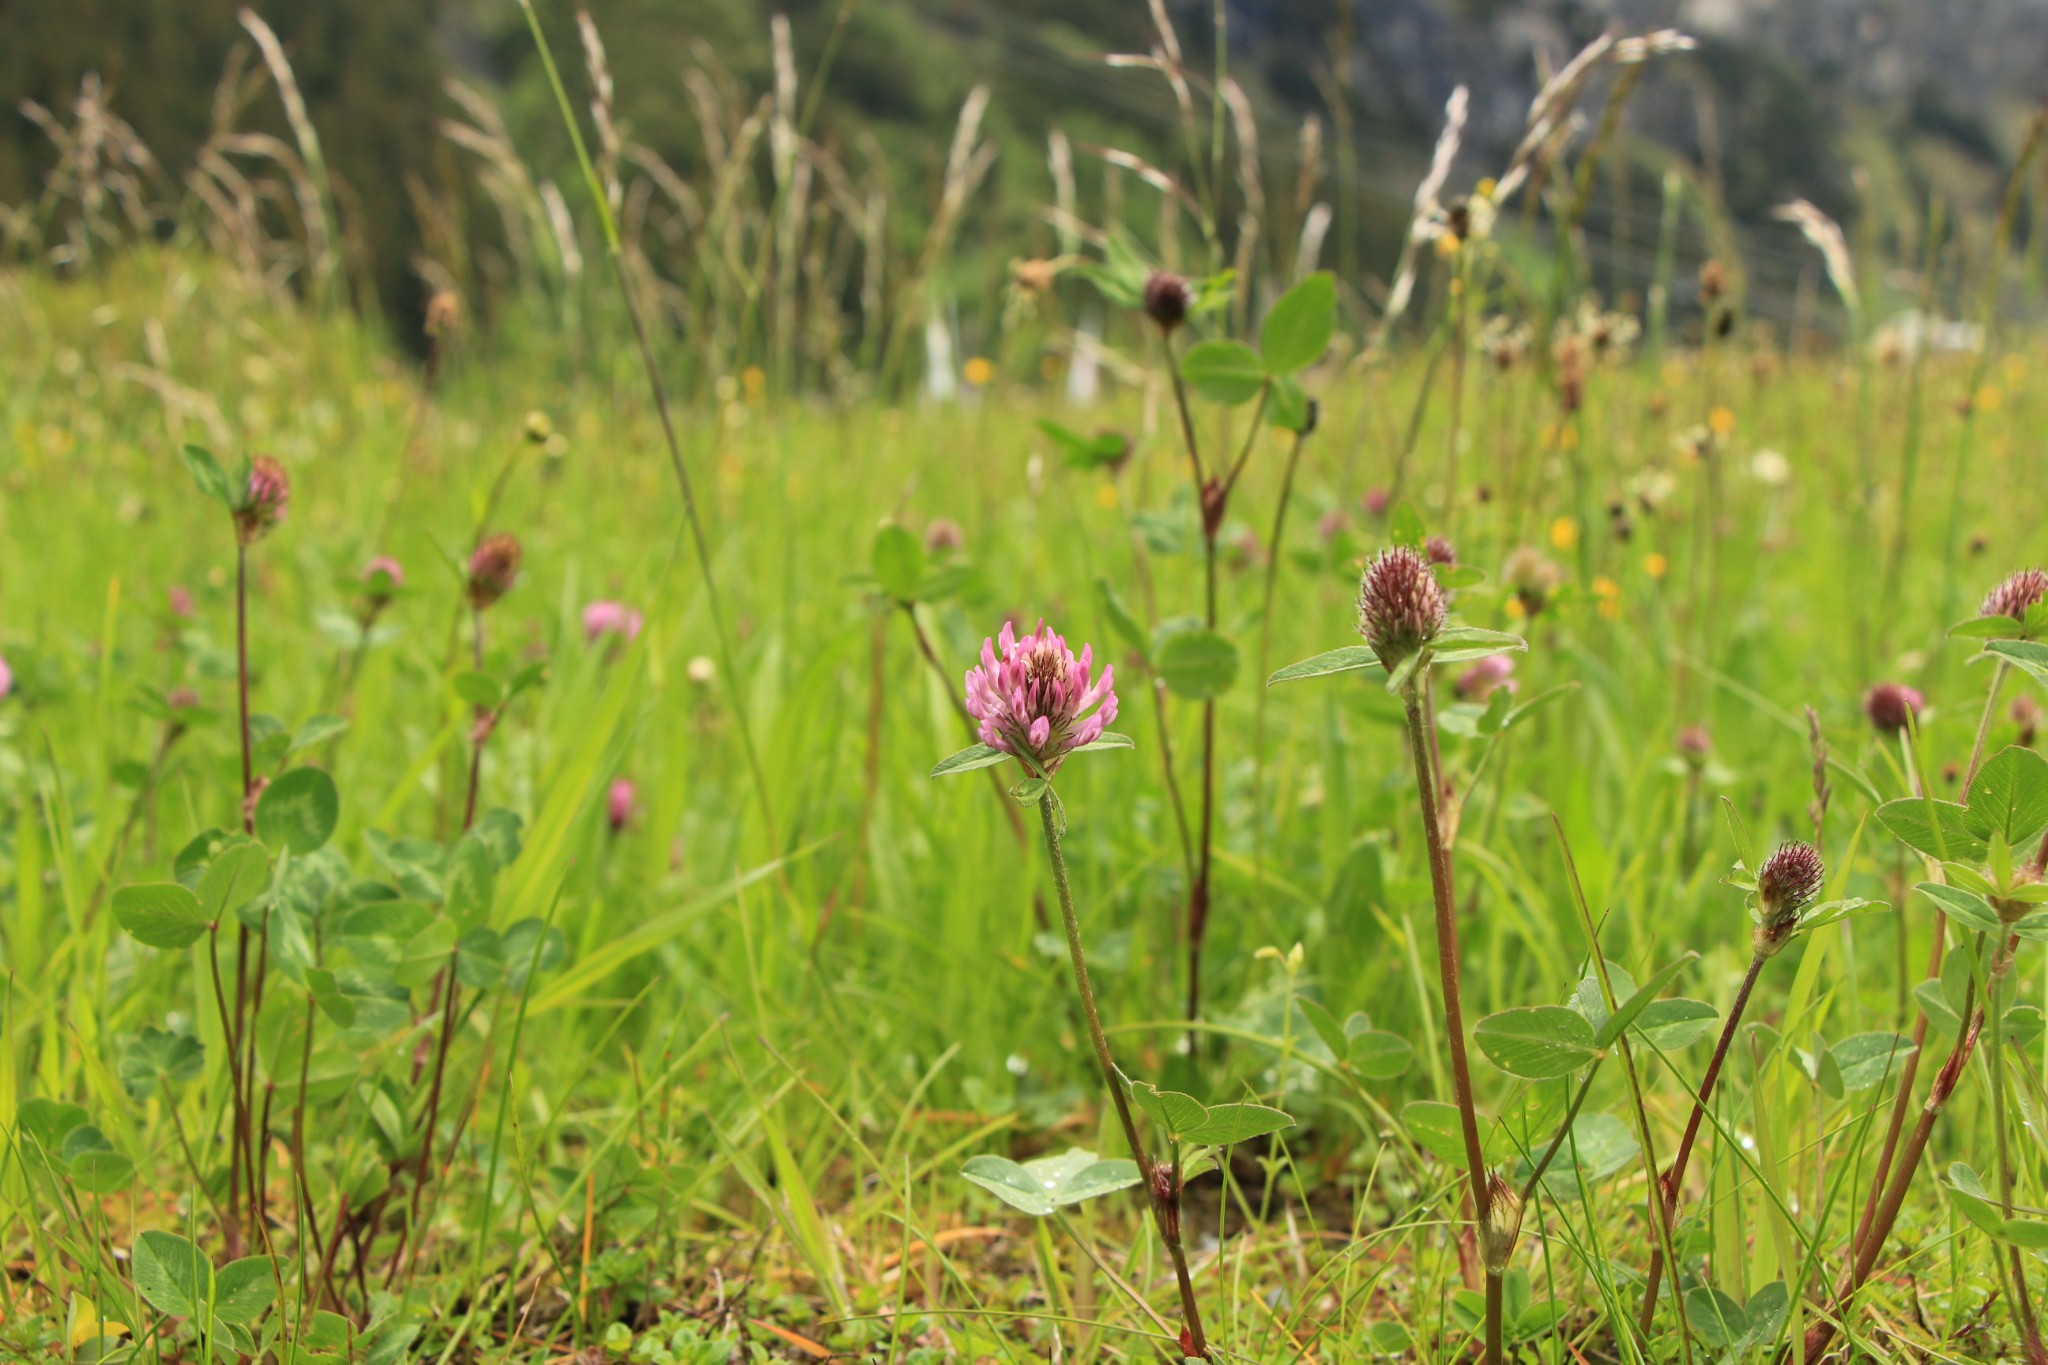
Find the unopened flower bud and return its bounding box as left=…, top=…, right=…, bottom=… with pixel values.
left=924, top=519, right=965, bottom=555
left=466, top=533, right=523, bottom=611
left=1676, top=725, right=1711, bottom=767
left=1863, top=682, right=1923, bottom=735
left=1142, top=271, right=1193, bottom=331
left=234, top=457, right=290, bottom=545
left=607, top=778, right=636, bottom=834
left=523, top=411, right=554, bottom=445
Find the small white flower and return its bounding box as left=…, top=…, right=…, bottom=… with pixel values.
left=1750, top=448, right=1791, bottom=486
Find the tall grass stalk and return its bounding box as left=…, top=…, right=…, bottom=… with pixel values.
left=517, top=0, right=776, bottom=849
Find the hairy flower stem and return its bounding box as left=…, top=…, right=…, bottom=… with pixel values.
left=1637, top=949, right=1767, bottom=1333
left=1036, top=794, right=1209, bottom=1359
left=1401, top=678, right=1497, bottom=1365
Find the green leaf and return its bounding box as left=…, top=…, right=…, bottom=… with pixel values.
left=1592, top=953, right=1697, bottom=1048
left=256, top=768, right=340, bottom=855
left=1388, top=503, right=1427, bottom=549
left=1184, top=1101, right=1293, bottom=1146
left=1266, top=374, right=1311, bottom=431
left=1797, top=897, right=1887, bottom=931
left=1917, top=882, right=2002, bottom=934
left=132, top=1229, right=211, bottom=1318
left=118, top=1027, right=205, bottom=1100
left=1010, top=777, right=1050, bottom=805
left=1399, top=1100, right=1473, bottom=1166
left=1129, top=1083, right=1210, bottom=1141
left=872, top=524, right=925, bottom=601
left=1069, top=732, right=1135, bottom=757
left=1951, top=615, right=2018, bottom=640
left=1831, top=1032, right=1917, bottom=1093
left=69, top=1149, right=135, bottom=1193
left=1475, top=1005, right=1600, bottom=1079
left=960, top=1149, right=1142, bottom=1217
left=180, top=444, right=236, bottom=507
left=930, top=744, right=1009, bottom=778
left=1947, top=1162, right=2009, bottom=1237
left=1876, top=798, right=1986, bottom=861
left=305, top=968, right=357, bottom=1028
left=1347, top=1030, right=1415, bottom=1080
left=1684, top=1288, right=1748, bottom=1350
left=15, top=1099, right=88, bottom=1156
left=1962, top=746, right=2048, bottom=846
left=444, top=837, right=495, bottom=931
left=1431, top=627, right=1531, bottom=666
left=1987, top=639, right=2048, bottom=688
left=1517, top=1112, right=1638, bottom=1200
left=1259, top=272, right=1336, bottom=373
left=1267, top=645, right=1381, bottom=686
left=197, top=840, right=271, bottom=924
left=1037, top=420, right=1129, bottom=471
left=1632, top=998, right=1719, bottom=1051
left=1096, top=579, right=1150, bottom=666
left=288, top=714, right=350, bottom=754
left=452, top=672, right=503, bottom=709
left=1297, top=999, right=1349, bottom=1058
left=213, top=1257, right=277, bottom=1325
left=1180, top=339, right=1267, bottom=405
left=1156, top=627, right=1239, bottom=700
left=113, top=882, right=212, bottom=949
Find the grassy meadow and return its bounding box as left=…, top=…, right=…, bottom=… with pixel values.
left=8, top=20, right=2048, bottom=1363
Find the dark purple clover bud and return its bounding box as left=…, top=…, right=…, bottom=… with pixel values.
left=1141, top=270, right=1193, bottom=331
left=1357, top=546, right=1448, bottom=670
left=923, top=519, right=965, bottom=555
left=466, top=533, right=523, bottom=611
left=1675, top=725, right=1711, bottom=768
left=235, top=456, right=290, bottom=545
left=1981, top=568, right=2048, bottom=623
left=1863, top=682, right=1923, bottom=735
left=2015, top=694, right=2041, bottom=748
left=1424, top=536, right=1457, bottom=567
left=1755, top=840, right=1824, bottom=953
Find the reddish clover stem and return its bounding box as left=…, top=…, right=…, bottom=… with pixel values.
left=1035, top=791, right=1209, bottom=1358
left=1401, top=678, right=1498, bottom=1365
left=1637, top=949, right=1767, bottom=1332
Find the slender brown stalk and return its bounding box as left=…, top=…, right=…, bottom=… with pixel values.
left=1637, top=950, right=1767, bottom=1332
left=1036, top=793, right=1209, bottom=1358
left=1401, top=679, right=1497, bottom=1365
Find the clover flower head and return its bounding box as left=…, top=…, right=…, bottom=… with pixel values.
left=607, top=778, right=636, bottom=833
left=1982, top=568, right=2048, bottom=623
left=963, top=619, right=1118, bottom=775
left=1756, top=840, right=1825, bottom=950
left=466, top=534, right=523, bottom=611
left=235, top=456, right=290, bottom=545
left=1142, top=271, right=1193, bottom=330
left=1864, top=682, right=1923, bottom=735
left=582, top=599, right=644, bottom=644
left=1357, top=546, right=1447, bottom=668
